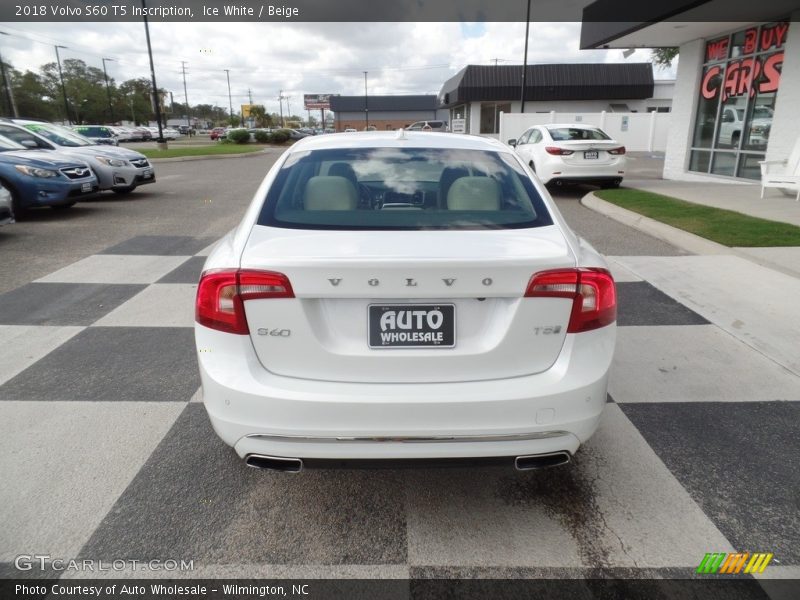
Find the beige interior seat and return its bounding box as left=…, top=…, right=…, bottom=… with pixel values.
left=446, top=176, right=501, bottom=211
left=304, top=176, right=358, bottom=210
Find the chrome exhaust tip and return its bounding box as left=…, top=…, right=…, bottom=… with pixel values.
left=514, top=451, right=571, bottom=471
left=245, top=454, right=303, bottom=473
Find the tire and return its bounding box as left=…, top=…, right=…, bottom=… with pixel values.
left=112, top=185, right=137, bottom=195
left=0, top=179, right=27, bottom=218
left=731, top=132, right=740, bottom=148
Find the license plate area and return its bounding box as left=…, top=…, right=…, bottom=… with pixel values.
left=80, top=182, right=92, bottom=192
left=584, top=150, right=599, bottom=159
left=142, top=169, right=153, bottom=178
left=368, top=304, right=455, bottom=349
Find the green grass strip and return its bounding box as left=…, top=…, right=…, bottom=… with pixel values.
left=594, top=188, right=800, bottom=247
left=140, top=144, right=269, bottom=159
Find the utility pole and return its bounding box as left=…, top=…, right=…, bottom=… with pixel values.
left=224, top=69, right=234, bottom=125
left=247, top=87, right=253, bottom=127
left=363, top=71, right=369, bottom=130
left=54, top=45, right=71, bottom=125
left=101, top=57, right=115, bottom=123
left=141, top=0, right=165, bottom=144
left=180, top=60, right=190, bottom=128
left=0, top=32, right=18, bottom=118
left=520, top=0, right=532, bottom=114
left=278, top=89, right=284, bottom=127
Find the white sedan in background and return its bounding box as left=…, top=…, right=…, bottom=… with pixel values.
left=195, top=131, right=617, bottom=472
left=510, top=124, right=626, bottom=188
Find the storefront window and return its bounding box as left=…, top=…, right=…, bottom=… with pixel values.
left=689, top=22, right=788, bottom=180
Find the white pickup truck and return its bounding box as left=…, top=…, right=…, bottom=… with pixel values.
left=718, top=105, right=772, bottom=148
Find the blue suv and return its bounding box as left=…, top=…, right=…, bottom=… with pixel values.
left=0, top=133, right=98, bottom=213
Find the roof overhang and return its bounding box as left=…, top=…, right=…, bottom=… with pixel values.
left=580, top=0, right=800, bottom=49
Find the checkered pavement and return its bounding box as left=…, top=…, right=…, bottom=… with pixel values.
left=1, top=236, right=798, bottom=581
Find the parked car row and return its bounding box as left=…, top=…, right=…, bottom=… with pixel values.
left=0, top=118, right=156, bottom=221
left=69, top=125, right=183, bottom=146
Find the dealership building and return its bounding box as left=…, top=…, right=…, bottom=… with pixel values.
left=581, top=0, right=800, bottom=181
left=329, top=95, right=449, bottom=132
left=437, top=63, right=673, bottom=136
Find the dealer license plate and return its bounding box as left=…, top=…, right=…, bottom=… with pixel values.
left=368, top=304, right=455, bottom=349
left=584, top=151, right=599, bottom=159
left=81, top=182, right=92, bottom=192
left=142, top=169, right=153, bottom=178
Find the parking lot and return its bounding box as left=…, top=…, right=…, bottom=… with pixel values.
left=1, top=151, right=798, bottom=584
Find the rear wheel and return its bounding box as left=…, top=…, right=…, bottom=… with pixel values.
left=112, top=185, right=137, bottom=195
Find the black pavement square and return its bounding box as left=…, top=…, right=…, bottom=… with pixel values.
left=0, top=282, right=146, bottom=326
left=0, top=327, right=199, bottom=402
left=156, top=256, right=206, bottom=284
left=100, top=235, right=217, bottom=256
left=621, top=401, right=800, bottom=564
left=616, top=281, right=709, bottom=327
left=78, top=404, right=407, bottom=565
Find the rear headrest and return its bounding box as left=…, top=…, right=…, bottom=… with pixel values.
left=328, top=162, right=358, bottom=186
left=304, top=176, right=358, bottom=211
left=446, top=177, right=501, bottom=211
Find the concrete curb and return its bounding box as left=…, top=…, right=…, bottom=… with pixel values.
left=148, top=148, right=281, bottom=163
left=581, top=192, right=800, bottom=279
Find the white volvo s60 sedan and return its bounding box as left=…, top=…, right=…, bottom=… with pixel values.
left=195, top=131, right=616, bottom=472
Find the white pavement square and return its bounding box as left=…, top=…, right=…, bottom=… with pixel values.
left=0, top=401, right=185, bottom=561
left=93, top=284, right=198, bottom=328
left=0, top=325, right=84, bottom=386
left=406, top=405, right=734, bottom=568
left=610, top=325, right=800, bottom=403
left=35, top=255, right=191, bottom=285
left=616, top=255, right=800, bottom=377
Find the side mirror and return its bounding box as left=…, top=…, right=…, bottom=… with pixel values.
left=20, top=139, right=37, bottom=149
left=507, top=139, right=517, bottom=147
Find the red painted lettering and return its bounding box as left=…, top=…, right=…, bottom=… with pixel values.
left=701, top=66, right=722, bottom=100
left=706, top=38, right=729, bottom=61
left=744, top=28, right=758, bottom=54
left=758, top=52, right=783, bottom=94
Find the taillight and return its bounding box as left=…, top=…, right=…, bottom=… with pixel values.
left=607, top=146, right=626, bottom=155
left=196, top=269, right=294, bottom=335
left=525, top=268, right=616, bottom=333
left=545, top=146, right=574, bottom=156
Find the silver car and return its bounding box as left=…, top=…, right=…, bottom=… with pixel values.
left=4, top=120, right=155, bottom=195
left=0, top=182, right=14, bottom=226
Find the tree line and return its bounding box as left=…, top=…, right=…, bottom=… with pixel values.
left=0, top=57, right=250, bottom=126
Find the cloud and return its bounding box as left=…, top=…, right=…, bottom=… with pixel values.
left=0, top=21, right=657, bottom=113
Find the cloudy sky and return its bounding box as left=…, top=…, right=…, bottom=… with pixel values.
left=0, top=21, right=674, bottom=113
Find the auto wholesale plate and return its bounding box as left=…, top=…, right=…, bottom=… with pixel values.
left=368, top=304, right=455, bottom=349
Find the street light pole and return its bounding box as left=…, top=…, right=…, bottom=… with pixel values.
left=224, top=69, right=234, bottom=126
left=141, top=0, right=165, bottom=144
left=520, top=0, right=531, bottom=114
left=0, top=32, right=18, bottom=117
left=363, top=71, right=369, bottom=130
left=101, top=57, right=115, bottom=123
left=54, top=44, right=71, bottom=125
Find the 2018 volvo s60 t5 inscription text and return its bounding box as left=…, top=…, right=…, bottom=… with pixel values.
left=195, top=131, right=617, bottom=472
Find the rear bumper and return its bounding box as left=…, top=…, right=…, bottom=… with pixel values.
left=196, top=323, right=615, bottom=461
left=539, top=159, right=626, bottom=184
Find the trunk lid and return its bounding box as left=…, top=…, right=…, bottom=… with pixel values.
left=240, top=226, right=576, bottom=383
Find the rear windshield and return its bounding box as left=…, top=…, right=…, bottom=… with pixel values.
left=258, top=147, right=553, bottom=230
left=547, top=127, right=610, bottom=141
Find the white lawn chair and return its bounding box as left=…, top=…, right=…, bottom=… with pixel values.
left=759, top=138, right=800, bottom=201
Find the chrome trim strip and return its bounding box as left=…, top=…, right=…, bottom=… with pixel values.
left=245, top=430, right=570, bottom=444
